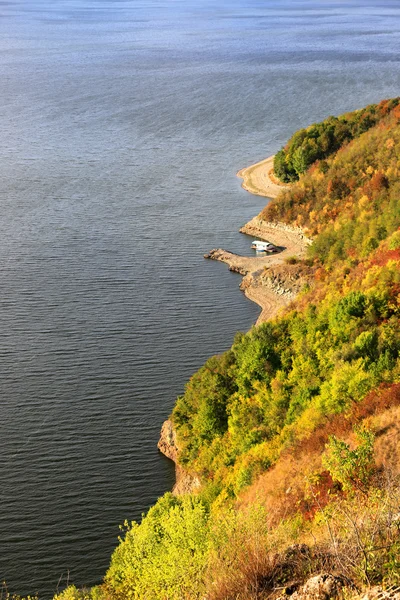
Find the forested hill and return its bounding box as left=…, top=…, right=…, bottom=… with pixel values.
left=273, top=97, right=400, bottom=182
left=48, top=100, right=400, bottom=600
left=266, top=99, right=400, bottom=265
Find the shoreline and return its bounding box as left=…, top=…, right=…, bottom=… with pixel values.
left=158, top=157, right=311, bottom=477
left=237, top=154, right=289, bottom=199
left=205, top=214, right=311, bottom=326
left=231, top=157, right=310, bottom=324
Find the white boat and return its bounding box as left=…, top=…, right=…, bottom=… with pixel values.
left=251, top=240, right=277, bottom=253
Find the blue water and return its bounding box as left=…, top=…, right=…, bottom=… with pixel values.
left=1, top=0, right=400, bottom=597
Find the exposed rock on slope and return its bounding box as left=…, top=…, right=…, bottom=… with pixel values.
left=158, top=420, right=201, bottom=495
left=239, top=216, right=312, bottom=248
left=276, top=574, right=347, bottom=600
left=158, top=419, right=179, bottom=462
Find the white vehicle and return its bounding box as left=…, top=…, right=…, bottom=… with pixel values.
left=251, top=240, right=277, bottom=253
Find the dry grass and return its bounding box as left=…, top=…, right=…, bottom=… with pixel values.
left=208, top=474, right=400, bottom=600
left=239, top=384, right=400, bottom=525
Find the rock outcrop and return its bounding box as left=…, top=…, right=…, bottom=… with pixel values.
left=259, top=261, right=314, bottom=299
left=158, top=419, right=179, bottom=462
left=358, top=586, right=400, bottom=600
left=277, top=574, right=347, bottom=600
left=204, top=249, right=250, bottom=275
left=158, top=419, right=201, bottom=496
left=240, top=216, right=312, bottom=247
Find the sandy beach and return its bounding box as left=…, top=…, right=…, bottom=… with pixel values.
left=237, top=155, right=289, bottom=199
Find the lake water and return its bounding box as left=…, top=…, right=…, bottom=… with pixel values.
left=2, top=0, right=400, bottom=597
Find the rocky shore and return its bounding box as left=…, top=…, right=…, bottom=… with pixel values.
left=158, top=420, right=201, bottom=495
left=240, top=215, right=312, bottom=247
left=205, top=218, right=311, bottom=326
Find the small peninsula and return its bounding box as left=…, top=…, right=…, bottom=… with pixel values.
left=204, top=220, right=312, bottom=325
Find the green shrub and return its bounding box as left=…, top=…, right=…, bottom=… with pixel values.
left=389, top=230, right=400, bottom=250
left=322, top=429, right=375, bottom=492
left=273, top=99, right=400, bottom=182
left=105, top=494, right=210, bottom=600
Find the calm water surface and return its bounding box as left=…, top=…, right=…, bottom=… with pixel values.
left=2, top=0, right=400, bottom=597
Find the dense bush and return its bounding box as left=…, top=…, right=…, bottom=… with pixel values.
left=264, top=109, right=400, bottom=269
left=78, top=473, right=400, bottom=599
left=170, top=253, right=400, bottom=500
left=105, top=494, right=210, bottom=599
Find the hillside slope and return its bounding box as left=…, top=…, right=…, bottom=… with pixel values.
left=273, top=98, right=400, bottom=182
left=51, top=101, right=400, bottom=600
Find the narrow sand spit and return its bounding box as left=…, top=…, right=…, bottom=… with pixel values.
left=237, top=155, right=289, bottom=199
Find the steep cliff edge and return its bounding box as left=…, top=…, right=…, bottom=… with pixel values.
left=158, top=419, right=201, bottom=495
left=52, top=97, right=400, bottom=600
left=157, top=419, right=179, bottom=462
